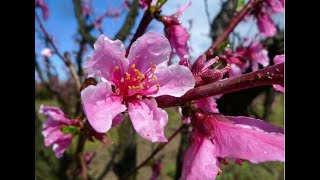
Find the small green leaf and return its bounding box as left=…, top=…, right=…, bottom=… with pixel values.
left=216, top=40, right=230, bottom=53
left=60, top=125, right=79, bottom=135
left=236, top=0, right=245, bottom=11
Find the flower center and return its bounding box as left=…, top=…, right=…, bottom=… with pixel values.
left=113, top=64, right=160, bottom=100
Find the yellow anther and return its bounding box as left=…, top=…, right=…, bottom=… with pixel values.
left=156, top=82, right=160, bottom=87
left=125, top=73, right=131, bottom=80
left=139, top=84, right=144, bottom=89
left=151, top=76, right=156, bottom=82
left=120, top=78, right=124, bottom=83
left=128, top=86, right=132, bottom=89
left=131, top=64, right=136, bottom=69
left=151, top=67, right=156, bottom=72
left=114, top=66, right=119, bottom=71
left=133, top=78, right=137, bottom=81
left=138, top=74, right=145, bottom=80
left=134, top=69, right=140, bottom=75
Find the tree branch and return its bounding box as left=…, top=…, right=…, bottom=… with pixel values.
left=126, top=10, right=153, bottom=56
left=123, top=124, right=186, bottom=179
left=35, top=13, right=82, bottom=91
left=204, top=0, right=260, bottom=59
left=73, top=0, right=96, bottom=47
left=114, top=0, right=139, bottom=41
left=157, top=63, right=284, bottom=108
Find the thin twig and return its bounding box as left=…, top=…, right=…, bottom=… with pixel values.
left=35, top=13, right=82, bottom=90
left=72, top=0, right=96, bottom=47
left=123, top=124, right=186, bottom=179
left=204, top=0, right=260, bottom=59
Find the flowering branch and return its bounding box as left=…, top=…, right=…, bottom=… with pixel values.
left=35, top=13, right=82, bottom=90
left=204, top=0, right=260, bottom=59
left=157, top=63, right=284, bottom=108
left=123, top=124, right=186, bottom=179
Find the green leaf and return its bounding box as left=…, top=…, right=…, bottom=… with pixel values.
left=60, top=125, right=79, bottom=135
left=236, top=0, right=245, bottom=11
left=216, top=40, right=230, bottom=53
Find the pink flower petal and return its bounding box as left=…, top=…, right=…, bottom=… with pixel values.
left=43, top=128, right=67, bottom=147
left=127, top=32, right=171, bottom=73
left=267, top=0, right=284, bottom=13
left=249, top=41, right=269, bottom=71
left=212, top=115, right=284, bottom=163
left=176, top=2, right=192, bottom=16
left=39, top=105, right=71, bottom=124
left=194, top=97, right=219, bottom=113
left=151, top=64, right=195, bottom=97
left=128, top=98, right=168, bottom=142
left=181, top=135, right=220, bottom=180
left=228, top=64, right=242, bottom=77
left=273, top=54, right=284, bottom=92
left=273, top=54, right=284, bottom=64
left=52, top=136, right=72, bottom=158
left=257, top=14, right=277, bottom=37
left=273, top=84, right=284, bottom=92
left=168, top=25, right=190, bottom=60
left=83, top=35, right=129, bottom=82
left=81, top=82, right=127, bottom=133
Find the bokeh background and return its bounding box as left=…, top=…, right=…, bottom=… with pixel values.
left=35, top=0, right=284, bottom=179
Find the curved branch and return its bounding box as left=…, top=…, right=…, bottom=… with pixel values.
left=35, top=13, right=82, bottom=90
left=114, top=0, right=139, bottom=41
left=204, top=0, right=260, bottom=59
left=123, top=124, right=186, bottom=179
left=157, top=63, right=284, bottom=108
left=73, top=0, right=96, bottom=47
left=126, top=10, right=153, bottom=56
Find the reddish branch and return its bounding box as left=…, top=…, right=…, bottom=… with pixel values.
left=35, top=13, right=82, bottom=90
left=157, top=63, right=284, bottom=108
left=126, top=10, right=153, bottom=56
left=204, top=0, right=260, bottom=59
left=125, top=0, right=169, bottom=56
left=123, top=124, right=186, bottom=179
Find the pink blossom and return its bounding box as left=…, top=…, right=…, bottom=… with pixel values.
left=35, top=0, right=49, bottom=21
left=181, top=132, right=220, bottom=179
left=251, top=0, right=284, bottom=37
left=41, top=48, right=52, bottom=57
left=139, top=0, right=157, bottom=9
left=257, top=14, right=277, bottom=37
left=39, top=105, right=77, bottom=158
left=220, top=47, right=248, bottom=77
left=192, top=56, right=230, bottom=86
left=162, top=2, right=191, bottom=63
left=272, top=54, right=284, bottom=92
left=247, top=40, right=270, bottom=72
left=266, top=0, right=284, bottom=13
left=81, top=32, right=195, bottom=142
left=220, top=39, right=269, bottom=76
left=166, top=24, right=190, bottom=61
left=181, top=113, right=284, bottom=179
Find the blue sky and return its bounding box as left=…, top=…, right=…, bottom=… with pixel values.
left=35, top=0, right=284, bottom=81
